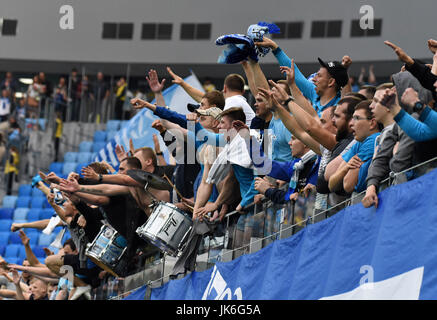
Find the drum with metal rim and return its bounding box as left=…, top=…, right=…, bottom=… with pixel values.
left=85, top=224, right=127, bottom=277
left=136, top=202, right=192, bottom=256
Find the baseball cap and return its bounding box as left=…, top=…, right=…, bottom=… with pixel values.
left=187, top=103, right=200, bottom=112
left=195, top=107, right=222, bottom=120
left=318, top=57, right=349, bottom=88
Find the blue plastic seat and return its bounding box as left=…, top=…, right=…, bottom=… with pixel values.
left=64, top=152, right=78, bottom=163
left=5, top=244, right=20, bottom=257
left=30, top=197, right=45, bottom=209
left=62, top=162, right=79, bottom=176
left=0, top=220, right=12, bottom=232
left=25, top=233, right=39, bottom=246
left=76, top=163, right=89, bottom=177
left=49, top=162, right=64, bottom=175
left=27, top=209, right=41, bottom=221
left=42, top=198, right=51, bottom=209
left=106, top=120, right=121, bottom=131
left=0, top=232, right=9, bottom=245
left=121, top=120, right=129, bottom=129
left=16, top=197, right=31, bottom=208
left=0, top=208, right=14, bottom=220
left=94, top=130, right=107, bottom=142
left=38, top=233, right=53, bottom=246
left=31, top=187, right=45, bottom=197
left=6, top=257, right=18, bottom=265
left=9, top=232, right=22, bottom=244
left=79, top=141, right=93, bottom=153
left=77, top=152, right=92, bottom=164
left=13, top=208, right=29, bottom=221
left=63, top=229, right=71, bottom=241
left=33, top=245, right=46, bottom=258
left=18, top=246, right=27, bottom=259
left=105, top=130, right=118, bottom=142
left=18, top=185, right=32, bottom=197
left=92, top=142, right=107, bottom=153
left=39, top=209, right=55, bottom=220
left=2, top=196, right=18, bottom=208
left=0, top=245, right=5, bottom=256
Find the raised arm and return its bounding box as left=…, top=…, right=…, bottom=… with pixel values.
left=255, top=36, right=316, bottom=101
left=146, top=69, right=166, bottom=107
left=10, top=264, right=59, bottom=279
left=59, top=178, right=130, bottom=197
left=248, top=59, right=270, bottom=93
left=46, top=193, right=73, bottom=225
left=152, top=133, right=167, bottom=166
left=279, top=61, right=317, bottom=118
left=11, top=219, right=52, bottom=232
left=382, top=87, right=437, bottom=141
left=18, top=230, right=44, bottom=267
left=341, top=56, right=353, bottom=96
left=257, top=86, right=322, bottom=155
left=11, top=269, right=26, bottom=300
left=271, top=78, right=337, bottom=150
left=368, top=64, right=376, bottom=85
left=193, top=162, right=215, bottom=219
left=68, top=192, right=110, bottom=207
left=81, top=166, right=143, bottom=188
left=167, top=66, right=204, bottom=102
left=240, top=60, right=258, bottom=97
left=428, top=39, right=437, bottom=76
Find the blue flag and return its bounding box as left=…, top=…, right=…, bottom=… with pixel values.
left=147, top=168, right=437, bottom=300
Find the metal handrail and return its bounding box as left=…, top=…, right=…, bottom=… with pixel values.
left=103, top=155, right=437, bottom=300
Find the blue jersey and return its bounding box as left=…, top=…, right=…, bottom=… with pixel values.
left=272, top=47, right=341, bottom=117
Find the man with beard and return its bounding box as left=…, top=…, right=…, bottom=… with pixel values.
left=254, top=37, right=349, bottom=117
left=328, top=100, right=381, bottom=200
left=258, top=75, right=362, bottom=215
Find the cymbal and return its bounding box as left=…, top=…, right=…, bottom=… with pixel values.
left=126, top=169, right=172, bottom=191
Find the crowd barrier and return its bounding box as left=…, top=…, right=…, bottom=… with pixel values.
left=91, top=156, right=437, bottom=300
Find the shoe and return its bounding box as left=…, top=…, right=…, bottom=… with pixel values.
left=70, top=285, right=91, bottom=300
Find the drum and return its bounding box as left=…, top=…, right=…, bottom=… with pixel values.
left=85, top=224, right=127, bottom=277
left=136, top=202, right=192, bottom=256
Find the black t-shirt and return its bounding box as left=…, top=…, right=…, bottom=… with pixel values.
left=100, top=194, right=132, bottom=238
left=159, top=130, right=200, bottom=200
left=316, top=134, right=354, bottom=195
left=100, top=194, right=148, bottom=251
left=74, top=201, right=104, bottom=241
left=153, top=165, right=175, bottom=180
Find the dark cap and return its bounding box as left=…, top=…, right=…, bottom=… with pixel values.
left=318, top=57, right=349, bottom=88
left=187, top=103, right=200, bottom=112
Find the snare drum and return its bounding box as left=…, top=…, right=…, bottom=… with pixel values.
left=136, top=202, right=192, bottom=256
left=86, top=224, right=127, bottom=277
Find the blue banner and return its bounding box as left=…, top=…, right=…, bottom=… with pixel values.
left=146, top=168, right=437, bottom=300
left=123, top=285, right=147, bottom=300
left=93, top=73, right=204, bottom=167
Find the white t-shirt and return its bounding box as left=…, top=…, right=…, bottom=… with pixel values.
left=224, top=95, right=255, bottom=127
left=0, top=98, right=11, bottom=116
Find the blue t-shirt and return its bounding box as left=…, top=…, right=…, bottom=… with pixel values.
left=342, top=132, right=380, bottom=192
left=268, top=116, right=293, bottom=162
left=272, top=47, right=341, bottom=117
left=193, top=165, right=219, bottom=203
left=231, top=164, right=258, bottom=208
